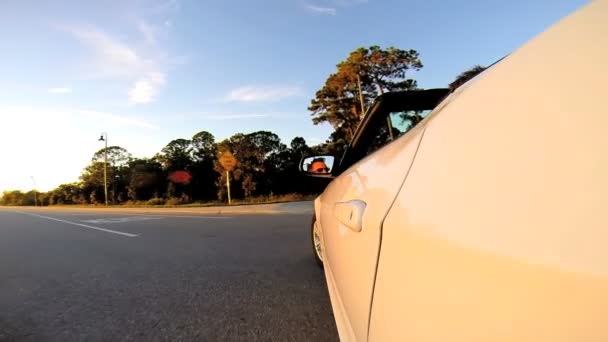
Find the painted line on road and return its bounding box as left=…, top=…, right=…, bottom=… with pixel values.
left=14, top=211, right=139, bottom=238
left=82, top=216, right=165, bottom=224
left=42, top=213, right=232, bottom=219
left=137, top=215, right=232, bottom=219
left=79, top=214, right=232, bottom=223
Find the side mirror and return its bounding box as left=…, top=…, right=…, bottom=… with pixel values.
left=300, top=155, right=336, bottom=178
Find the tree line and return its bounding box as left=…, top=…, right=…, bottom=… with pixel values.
left=0, top=131, right=334, bottom=206
left=1, top=45, right=487, bottom=206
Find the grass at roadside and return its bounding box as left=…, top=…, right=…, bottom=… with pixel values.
left=9, top=193, right=317, bottom=208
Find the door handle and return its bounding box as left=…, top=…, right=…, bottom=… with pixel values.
left=334, top=200, right=367, bottom=232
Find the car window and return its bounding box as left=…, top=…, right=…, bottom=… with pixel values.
left=337, top=89, right=450, bottom=174
left=363, top=109, right=433, bottom=156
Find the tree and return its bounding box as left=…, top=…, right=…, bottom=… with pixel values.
left=0, top=190, right=38, bottom=206
left=309, top=46, right=423, bottom=142
left=311, top=130, right=348, bottom=158
left=92, top=146, right=132, bottom=166
left=248, top=131, right=283, bottom=158
left=48, top=183, right=84, bottom=205
left=214, top=131, right=286, bottom=200
left=449, top=65, right=487, bottom=91
left=191, top=131, right=216, bottom=162
left=159, top=139, right=194, bottom=201
left=159, top=139, right=192, bottom=171
left=79, top=161, right=106, bottom=203
left=265, top=137, right=314, bottom=195
left=0, top=190, right=25, bottom=205
left=90, top=146, right=132, bottom=203
left=289, top=137, right=311, bottom=159
left=190, top=131, right=217, bottom=201
left=22, top=190, right=38, bottom=206
left=126, top=158, right=165, bottom=201
left=37, top=191, right=50, bottom=206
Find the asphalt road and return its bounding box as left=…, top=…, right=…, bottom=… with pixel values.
left=0, top=208, right=338, bottom=342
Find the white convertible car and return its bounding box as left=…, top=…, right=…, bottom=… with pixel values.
left=301, top=1, right=608, bottom=341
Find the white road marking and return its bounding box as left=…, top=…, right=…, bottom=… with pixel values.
left=140, top=215, right=231, bottom=219
left=127, top=215, right=230, bottom=219
left=42, top=213, right=231, bottom=219
left=82, top=216, right=164, bottom=224
left=15, top=211, right=139, bottom=238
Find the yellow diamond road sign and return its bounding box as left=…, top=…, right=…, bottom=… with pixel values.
left=219, top=151, right=238, bottom=171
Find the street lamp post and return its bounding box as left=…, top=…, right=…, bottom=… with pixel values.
left=98, top=133, right=108, bottom=207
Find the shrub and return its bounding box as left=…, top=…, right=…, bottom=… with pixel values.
left=146, top=197, right=165, bottom=205
left=165, top=197, right=182, bottom=206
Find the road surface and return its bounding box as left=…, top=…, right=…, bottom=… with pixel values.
left=0, top=207, right=338, bottom=342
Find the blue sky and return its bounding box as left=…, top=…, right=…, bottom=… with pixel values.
left=0, top=0, right=587, bottom=192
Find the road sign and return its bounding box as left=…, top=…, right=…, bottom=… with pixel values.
left=219, top=151, right=238, bottom=171
left=219, top=151, right=237, bottom=205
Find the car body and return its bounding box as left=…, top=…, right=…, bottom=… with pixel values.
left=305, top=1, right=608, bottom=341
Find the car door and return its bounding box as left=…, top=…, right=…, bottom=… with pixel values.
left=369, top=2, right=608, bottom=339
left=318, top=103, right=433, bottom=341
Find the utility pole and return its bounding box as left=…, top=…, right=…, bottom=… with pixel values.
left=357, top=73, right=393, bottom=140
left=371, top=77, right=395, bottom=141
left=356, top=74, right=366, bottom=116
left=30, top=176, right=37, bottom=207
left=98, top=133, right=108, bottom=207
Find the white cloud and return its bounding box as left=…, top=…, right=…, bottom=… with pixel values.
left=224, top=85, right=302, bottom=102
left=137, top=20, right=157, bottom=44
left=61, top=24, right=168, bottom=105
left=305, top=4, right=337, bottom=15
left=128, top=72, right=166, bottom=104
left=64, top=26, right=142, bottom=78
left=304, top=0, right=367, bottom=15
left=48, top=87, right=72, bottom=94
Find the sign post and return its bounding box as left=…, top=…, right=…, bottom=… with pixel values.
left=218, top=151, right=238, bottom=205
left=226, top=171, right=231, bottom=205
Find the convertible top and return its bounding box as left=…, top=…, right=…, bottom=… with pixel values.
left=374, top=88, right=451, bottom=113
